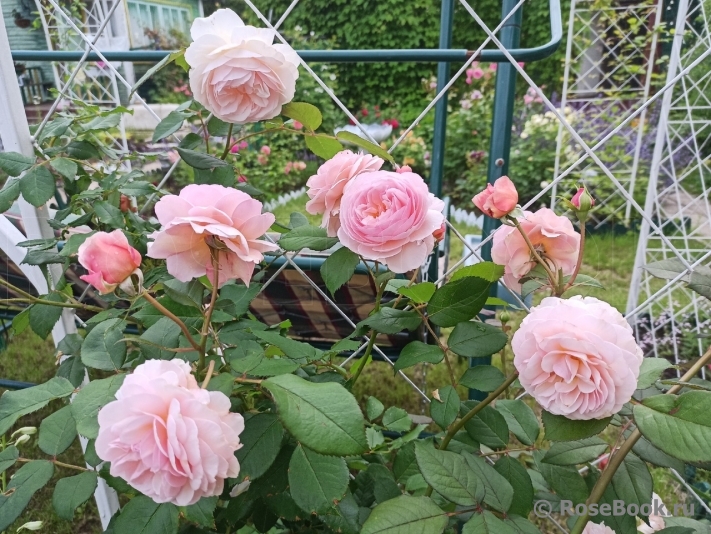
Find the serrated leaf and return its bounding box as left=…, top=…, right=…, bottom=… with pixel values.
left=282, top=102, right=322, bottom=130
left=462, top=402, right=509, bottom=449
left=0, top=447, right=18, bottom=475
left=139, top=317, right=181, bottom=360
left=463, top=511, right=519, bottom=534
left=611, top=452, right=652, bottom=508
left=0, top=152, right=35, bottom=176
left=366, top=396, right=385, bottom=421
left=305, top=134, right=343, bottom=159
left=0, top=460, right=54, bottom=531
left=36, top=117, right=72, bottom=144
left=543, top=437, right=608, bottom=465
left=66, top=140, right=100, bottom=160
left=278, top=224, right=338, bottom=251
left=20, top=165, right=55, bottom=206
left=289, top=445, right=349, bottom=514
left=397, top=282, right=436, bottom=304
left=382, top=406, right=411, bottom=432
left=152, top=110, right=190, bottom=142
left=52, top=471, right=98, bottom=520
left=463, top=453, right=514, bottom=512
left=263, top=374, right=367, bottom=455
left=495, top=400, right=539, bottom=446
left=450, top=262, right=505, bottom=283
left=335, top=131, right=395, bottom=163
left=361, top=496, right=447, bottom=534
left=130, top=50, right=185, bottom=97
left=430, top=385, right=460, bottom=429
left=50, top=157, right=77, bottom=179
left=177, top=147, right=229, bottom=169
left=81, top=318, right=127, bottom=371
left=184, top=496, right=217, bottom=529
left=0, top=179, right=20, bottom=212
left=162, top=279, right=204, bottom=308
left=321, top=246, right=360, bottom=295
left=82, top=113, right=121, bottom=131
left=71, top=374, right=126, bottom=438
left=428, top=277, right=491, bottom=327
left=637, top=358, right=675, bottom=389
left=542, top=410, right=611, bottom=441
left=235, top=413, right=284, bottom=481
left=415, top=442, right=483, bottom=505
left=534, top=452, right=589, bottom=505
left=493, top=456, right=534, bottom=517
left=393, top=341, right=444, bottom=373
left=57, top=356, right=86, bottom=388
left=93, top=201, right=123, bottom=228
left=112, top=495, right=179, bottom=534
left=360, top=308, right=421, bottom=334
left=29, top=294, right=64, bottom=338
left=39, top=405, right=77, bottom=455
left=459, top=365, right=505, bottom=392
left=253, top=330, right=323, bottom=361
left=0, top=377, right=74, bottom=435
left=448, top=321, right=508, bottom=358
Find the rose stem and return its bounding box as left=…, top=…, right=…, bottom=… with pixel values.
left=563, top=220, right=586, bottom=293
left=142, top=292, right=201, bottom=352
left=569, top=344, right=711, bottom=534
left=349, top=278, right=389, bottom=386
left=220, top=123, right=234, bottom=160
left=199, top=250, right=221, bottom=374
left=201, top=359, right=216, bottom=389
left=511, top=217, right=558, bottom=288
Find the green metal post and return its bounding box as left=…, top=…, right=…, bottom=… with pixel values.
left=428, top=0, right=455, bottom=283
left=470, top=0, right=523, bottom=401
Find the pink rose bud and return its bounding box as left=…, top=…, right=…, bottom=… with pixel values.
left=571, top=186, right=595, bottom=211
left=293, top=120, right=303, bottom=130
left=260, top=145, right=271, bottom=155
left=238, top=174, right=247, bottom=183
left=472, top=176, right=519, bottom=219
left=119, top=194, right=136, bottom=213
left=78, top=230, right=142, bottom=295
left=284, top=162, right=292, bottom=174
left=396, top=165, right=412, bottom=174
left=433, top=222, right=446, bottom=242
left=230, top=143, right=240, bottom=154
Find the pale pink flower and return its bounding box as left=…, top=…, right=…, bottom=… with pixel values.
left=305, top=150, right=383, bottom=236
left=513, top=296, right=643, bottom=420
left=472, top=176, right=518, bottom=219
left=260, top=145, right=271, bottom=156
left=284, top=162, right=292, bottom=174
left=95, top=360, right=244, bottom=506
left=147, top=184, right=277, bottom=287
left=489, top=63, right=497, bottom=72
left=293, top=121, right=303, bottom=130
left=460, top=99, right=473, bottom=110
left=583, top=522, right=616, bottom=534
left=337, top=170, right=445, bottom=273
left=293, top=161, right=307, bottom=171
left=257, top=155, right=268, bottom=165
left=78, top=230, right=142, bottom=295
left=492, top=208, right=580, bottom=291
left=471, top=90, right=483, bottom=100
left=638, top=494, right=669, bottom=533
left=470, top=68, right=484, bottom=79
left=396, top=165, right=412, bottom=174
left=185, top=9, right=300, bottom=124
left=524, top=94, right=535, bottom=105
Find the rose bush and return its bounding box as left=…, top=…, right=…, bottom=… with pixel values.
left=0, top=9, right=709, bottom=534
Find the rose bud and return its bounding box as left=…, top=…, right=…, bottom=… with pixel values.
left=472, top=176, right=518, bottom=219
left=78, top=230, right=143, bottom=295
left=571, top=186, right=595, bottom=212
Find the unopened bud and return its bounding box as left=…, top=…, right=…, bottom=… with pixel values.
left=11, top=427, right=36, bottom=438
left=571, top=186, right=594, bottom=212
left=14, top=434, right=30, bottom=446
left=17, top=521, right=43, bottom=532
left=499, top=310, right=511, bottom=323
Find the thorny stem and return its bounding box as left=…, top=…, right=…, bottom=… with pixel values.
left=142, top=292, right=201, bottom=352
left=199, top=250, right=221, bottom=374
left=391, top=268, right=420, bottom=310
left=564, top=220, right=586, bottom=292
left=234, top=377, right=263, bottom=385
left=415, top=307, right=456, bottom=387
left=201, top=359, right=216, bottom=389
left=479, top=446, right=536, bottom=457
left=220, top=123, right=234, bottom=160
left=350, top=279, right=389, bottom=386
left=17, top=457, right=88, bottom=472
left=569, top=344, right=711, bottom=534
left=511, top=217, right=558, bottom=290
left=0, top=278, right=109, bottom=315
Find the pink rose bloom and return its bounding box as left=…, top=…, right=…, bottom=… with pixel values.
left=257, top=155, right=268, bottom=165
left=489, top=63, right=497, bottom=71
left=305, top=150, right=383, bottom=237
left=472, top=176, right=518, bottom=219
left=78, top=230, right=142, bottom=295
left=460, top=99, right=473, bottom=110
left=293, top=121, right=303, bottom=130
left=396, top=165, right=412, bottom=174
left=284, top=162, right=292, bottom=174
left=492, top=208, right=580, bottom=291
left=96, top=360, right=244, bottom=506
left=293, top=161, right=307, bottom=171
left=337, top=170, right=445, bottom=273
left=147, top=184, right=277, bottom=287
left=185, top=9, right=300, bottom=124
left=638, top=494, right=669, bottom=533
left=513, top=296, right=643, bottom=420
left=524, top=94, right=534, bottom=105
left=582, top=522, right=615, bottom=534
left=260, top=145, right=271, bottom=155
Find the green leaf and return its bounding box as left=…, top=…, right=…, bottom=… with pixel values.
left=0, top=179, right=20, bottom=212
left=162, top=279, right=204, bottom=309
left=0, top=447, right=17, bottom=478
left=638, top=358, right=674, bottom=389
left=0, top=152, right=35, bottom=176
left=360, top=308, right=421, bottom=334
left=393, top=341, right=444, bottom=373
left=504, top=516, right=542, bottom=534
left=611, top=452, right=652, bottom=508
left=82, top=113, right=121, bottom=131
left=366, top=396, right=385, bottom=421
left=52, top=471, right=98, bottom=520
left=462, top=403, right=509, bottom=449
left=228, top=350, right=298, bottom=377
left=534, top=453, right=589, bottom=505
left=253, top=330, right=323, bottom=361
left=71, top=374, right=126, bottom=438
left=634, top=391, right=711, bottom=462
left=118, top=180, right=157, bottom=197
left=543, top=437, right=608, bottom=465
left=542, top=410, right=611, bottom=441
left=688, top=270, right=711, bottom=299
left=335, top=131, right=395, bottom=163
left=50, top=158, right=77, bottom=180
left=632, top=433, right=685, bottom=471
left=21, top=249, right=64, bottom=266
left=459, top=365, right=505, bottom=392
left=361, top=495, right=447, bottom=534
left=29, top=293, right=64, bottom=338
left=428, top=277, right=491, bottom=327
left=0, top=460, right=54, bottom=531
left=463, top=511, right=519, bottom=534
left=448, top=321, right=508, bottom=358
left=236, top=413, right=284, bottom=482
left=66, top=140, right=100, bottom=160
left=130, top=50, right=185, bottom=97
left=112, top=496, right=179, bottom=534
left=397, top=282, right=436, bottom=304
left=289, top=445, right=349, bottom=514
left=39, top=405, right=77, bottom=456
left=566, top=273, right=604, bottom=289
left=184, top=496, right=218, bottom=529
left=495, top=400, right=539, bottom=446
left=450, top=262, right=505, bottom=283
left=0, top=377, right=74, bottom=435
left=463, top=454, right=514, bottom=512
left=278, top=224, right=338, bottom=251
left=139, top=317, right=181, bottom=360
left=643, top=259, right=688, bottom=281
left=152, top=110, right=190, bottom=142
left=263, top=374, right=367, bottom=455
left=59, top=232, right=92, bottom=257
left=193, top=165, right=235, bottom=186
left=282, top=102, right=322, bottom=131
left=382, top=406, right=411, bottom=432
left=93, top=201, right=123, bottom=228
left=493, top=456, right=534, bottom=517
left=415, top=442, right=483, bottom=505
left=81, top=318, right=127, bottom=371
left=305, top=134, right=343, bottom=159
left=217, top=283, right=261, bottom=317
left=20, top=165, right=55, bottom=206
left=321, top=247, right=360, bottom=295
left=177, top=147, right=229, bottom=170
left=57, top=356, right=86, bottom=388
left=36, top=117, right=72, bottom=144
left=430, top=385, right=460, bottom=429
